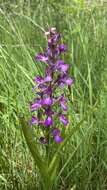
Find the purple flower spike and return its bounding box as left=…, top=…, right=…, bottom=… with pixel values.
left=35, top=53, right=48, bottom=63
left=59, top=115, right=68, bottom=126
left=30, top=27, right=74, bottom=144
left=45, top=116, right=53, bottom=127
left=54, top=135, right=63, bottom=144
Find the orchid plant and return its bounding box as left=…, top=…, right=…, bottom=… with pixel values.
left=20, top=27, right=75, bottom=190
left=31, top=27, right=73, bottom=144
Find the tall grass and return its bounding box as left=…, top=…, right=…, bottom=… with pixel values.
left=0, top=0, right=107, bottom=189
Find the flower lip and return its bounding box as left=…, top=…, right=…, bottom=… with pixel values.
left=59, top=44, right=67, bottom=52
left=65, top=78, right=74, bottom=85
left=54, top=135, right=63, bottom=143
left=42, top=97, right=53, bottom=106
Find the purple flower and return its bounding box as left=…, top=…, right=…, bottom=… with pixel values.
left=65, top=78, right=74, bottom=85
left=57, top=60, right=69, bottom=73
left=34, top=76, right=44, bottom=83
left=38, top=84, right=47, bottom=91
left=34, top=75, right=52, bottom=84
left=46, top=48, right=52, bottom=56
left=59, top=64, right=69, bottom=73
left=45, top=116, right=53, bottom=127
left=42, top=97, right=53, bottom=106
left=59, top=115, right=68, bottom=126
left=52, top=128, right=63, bottom=143
left=59, top=44, right=67, bottom=52
left=44, top=75, right=52, bottom=82
left=35, top=53, right=48, bottom=63
left=30, top=116, right=38, bottom=125
left=54, top=47, right=59, bottom=56
left=52, top=128, right=61, bottom=136
left=45, top=108, right=54, bottom=116
left=60, top=102, right=68, bottom=111
left=44, top=86, right=52, bottom=95
left=57, top=75, right=74, bottom=87
left=31, top=102, right=41, bottom=110
left=54, top=135, right=63, bottom=143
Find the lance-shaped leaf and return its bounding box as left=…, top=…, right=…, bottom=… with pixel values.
left=20, top=117, right=48, bottom=178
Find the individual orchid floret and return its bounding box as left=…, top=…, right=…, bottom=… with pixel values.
left=59, top=44, right=67, bottom=53
left=35, top=53, right=48, bottom=63
left=45, top=116, right=53, bottom=127
left=30, top=27, right=74, bottom=144
left=52, top=128, right=63, bottom=143
left=59, top=114, right=69, bottom=126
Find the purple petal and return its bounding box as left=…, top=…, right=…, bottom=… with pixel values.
left=34, top=76, right=44, bottom=83
left=38, top=84, right=47, bottom=91
left=59, top=44, right=67, bottom=52
left=31, top=102, right=41, bottom=110
left=48, top=38, right=53, bottom=46
left=42, top=97, right=53, bottom=106
left=44, top=75, right=52, bottom=82
left=61, top=102, right=68, bottom=111
left=54, top=47, right=59, bottom=56
left=35, top=53, right=48, bottom=63
left=46, top=48, right=52, bottom=56
left=30, top=116, right=38, bottom=125
left=53, top=33, right=61, bottom=43
left=57, top=60, right=64, bottom=65
left=57, top=60, right=69, bottom=73
left=45, top=116, right=53, bottom=127
left=60, top=64, right=69, bottom=73
left=59, top=115, right=68, bottom=126
left=52, top=128, right=61, bottom=137
left=45, top=86, right=52, bottom=95
left=65, top=78, right=74, bottom=85
left=54, top=135, right=63, bottom=143
left=45, top=108, right=54, bottom=116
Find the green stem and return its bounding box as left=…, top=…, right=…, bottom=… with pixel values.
left=20, top=117, right=48, bottom=177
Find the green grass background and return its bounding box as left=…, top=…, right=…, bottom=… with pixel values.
left=0, top=0, right=107, bottom=189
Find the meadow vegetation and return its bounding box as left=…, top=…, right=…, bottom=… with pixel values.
left=0, top=0, right=107, bottom=189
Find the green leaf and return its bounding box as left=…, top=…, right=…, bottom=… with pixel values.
left=20, top=117, right=48, bottom=178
